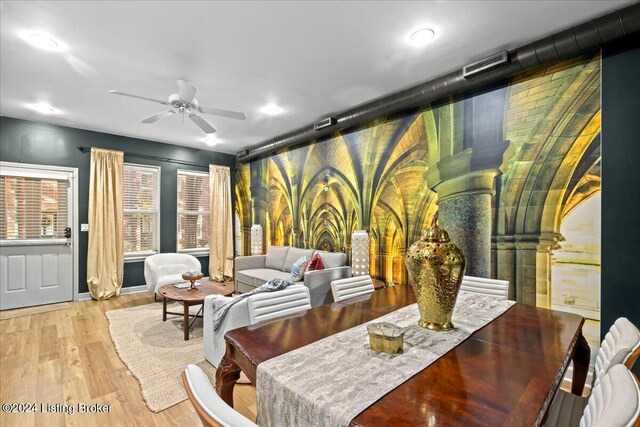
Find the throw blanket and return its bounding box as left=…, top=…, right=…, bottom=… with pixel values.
left=209, top=278, right=292, bottom=331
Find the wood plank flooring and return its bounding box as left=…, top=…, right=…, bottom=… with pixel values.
left=0, top=292, right=257, bottom=427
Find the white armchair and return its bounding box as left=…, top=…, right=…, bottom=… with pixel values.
left=203, top=285, right=311, bottom=368
left=144, top=253, right=202, bottom=294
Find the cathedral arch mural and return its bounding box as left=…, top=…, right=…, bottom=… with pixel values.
left=237, top=54, right=602, bottom=344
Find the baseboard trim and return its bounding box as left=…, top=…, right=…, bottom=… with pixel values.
left=77, top=285, right=149, bottom=301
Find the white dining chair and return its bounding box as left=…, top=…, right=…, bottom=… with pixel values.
left=544, top=364, right=640, bottom=427
left=594, top=317, right=640, bottom=386
left=247, top=285, right=311, bottom=324
left=460, top=275, right=509, bottom=300
left=182, top=364, right=257, bottom=427
left=330, top=275, right=375, bottom=303
left=561, top=317, right=640, bottom=396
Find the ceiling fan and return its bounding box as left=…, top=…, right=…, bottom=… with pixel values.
left=109, top=79, right=246, bottom=134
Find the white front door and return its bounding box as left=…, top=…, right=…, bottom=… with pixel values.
left=0, top=162, right=77, bottom=310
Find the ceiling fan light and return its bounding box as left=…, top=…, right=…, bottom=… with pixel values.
left=204, top=135, right=219, bottom=146
left=260, top=103, right=284, bottom=116
left=26, top=102, right=59, bottom=114
left=20, top=31, right=65, bottom=52
left=408, top=27, right=436, bottom=47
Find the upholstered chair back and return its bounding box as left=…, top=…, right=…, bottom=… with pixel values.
left=330, top=275, right=375, bottom=303
left=594, top=317, right=640, bottom=384
left=580, top=364, right=640, bottom=427
left=460, top=276, right=509, bottom=300
left=247, top=285, right=311, bottom=324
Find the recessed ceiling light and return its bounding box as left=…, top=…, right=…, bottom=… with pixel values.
left=20, top=31, right=65, bottom=52
left=260, top=103, right=284, bottom=116
left=409, top=28, right=436, bottom=47
left=204, top=135, right=220, bottom=146
left=26, top=103, right=60, bottom=115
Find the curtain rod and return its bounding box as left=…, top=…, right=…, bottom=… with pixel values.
left=77, top=146, right=210, bottom=168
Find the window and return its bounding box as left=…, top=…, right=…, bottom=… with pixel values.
left=177, top=170, right=209, bottom=253
left=123, top=164, right=160, bottom=260
left=0, top=175, right=69, bottom=240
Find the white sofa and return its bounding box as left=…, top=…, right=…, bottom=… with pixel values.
left=203, top=284, right=311, bottom=368
left=234, top=246, right=351, bottom=307
left=143, top=253, right=202, bottom=293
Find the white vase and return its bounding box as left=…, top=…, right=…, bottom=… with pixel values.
left=351, top=230, right=370, bottom=276
left=250, top=224, right=263, bottom=255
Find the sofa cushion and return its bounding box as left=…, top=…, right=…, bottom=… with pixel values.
left=313, top=251, right=346, bottom=269
left=265, top=246, right=290, bottom=271
left=237, top=268, right=293, bottom=287
left=283, top=247, right=315, bottom=272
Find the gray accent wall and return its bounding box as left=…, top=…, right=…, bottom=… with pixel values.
left=0, top=117, right=235, bottom=294
left=601, top=35, right=640, bottom=364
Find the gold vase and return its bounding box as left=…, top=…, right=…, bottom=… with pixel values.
left=405, top=213, right=466, bottom=331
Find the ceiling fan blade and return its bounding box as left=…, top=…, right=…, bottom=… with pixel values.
left=109, top=90, right=169, bottom=105
left=189, top=112, right=216, bottom=134
left=141, top=109, right=176, bottom=124
left=198, top=105, right=247, bottom=120
left=177, top=80, right=197, bottom=103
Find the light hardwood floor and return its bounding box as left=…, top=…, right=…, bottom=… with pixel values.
left=0, top=292, right=257, bottom=427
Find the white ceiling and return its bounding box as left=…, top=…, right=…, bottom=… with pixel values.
left=0, top=1, right=631, bottom=154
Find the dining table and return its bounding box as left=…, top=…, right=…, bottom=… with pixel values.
left=215, top=284, right=590, bottom=426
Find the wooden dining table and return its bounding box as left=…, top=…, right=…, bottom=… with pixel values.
left=215, top=285, right=590, bottom=426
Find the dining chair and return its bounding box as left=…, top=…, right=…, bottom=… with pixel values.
left=459, top=275, right=509, bottom=300
left=247, top=285, right=312, bottom=324
left=594, top=317, right=640, bottom=386
left=182, top=364, right=258, bottom=427
left=561, top=317, right=640, bottom=397
left=330, top=275, right=375, bottom=303
left=543, top=364, right=640, bottom=427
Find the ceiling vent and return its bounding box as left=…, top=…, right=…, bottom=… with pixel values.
left=463, top=51, right=509, bottom=78
left=314, top=117, right=337, bottom=131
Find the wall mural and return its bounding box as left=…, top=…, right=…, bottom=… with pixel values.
left=236, top=54, right=601, bottom=323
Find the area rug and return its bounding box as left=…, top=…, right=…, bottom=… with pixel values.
left=106, top=302, right=248, bottom=412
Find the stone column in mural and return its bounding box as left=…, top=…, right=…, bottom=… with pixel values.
left=438, top=190, right=493, bottom=277
left=424, top=89, right=513, bottom=278
left=249, top=159, right=269, bottom=240
left=494, top=235, right=516, bottom=300
left=426, top=153, right=510, bottom=278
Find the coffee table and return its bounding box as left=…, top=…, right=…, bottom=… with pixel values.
left=158, top=279, right=233, bottom=340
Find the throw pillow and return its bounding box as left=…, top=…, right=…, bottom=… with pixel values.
left=307, top=253, right=324, bottom=271
left=290, top=256, right=308, bottom=281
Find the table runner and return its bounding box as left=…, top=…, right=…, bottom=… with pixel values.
left=256, top=291, right=515, bottom=427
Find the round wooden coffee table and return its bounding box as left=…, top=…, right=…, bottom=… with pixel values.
left=159, top=279, right=234, bottom=340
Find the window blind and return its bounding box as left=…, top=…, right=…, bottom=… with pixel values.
left=177, top=170, right=210, bottom=251
left=0, top=176, right=69, bottom=240
left=123, top=164, right=160, bottom=255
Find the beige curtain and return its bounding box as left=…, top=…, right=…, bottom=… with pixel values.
left=87, top=148, right=124, bottom=300
left=209, top=165, right=233, bottom=282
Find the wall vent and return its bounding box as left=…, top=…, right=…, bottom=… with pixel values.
left=314, top=117, right=336, bottom=131
left=463, top=51, right=509, bottom=78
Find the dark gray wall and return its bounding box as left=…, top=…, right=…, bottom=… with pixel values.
left=0, top=117, right=236, bottom=293
left=601, top=36, right=640, bottom=356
